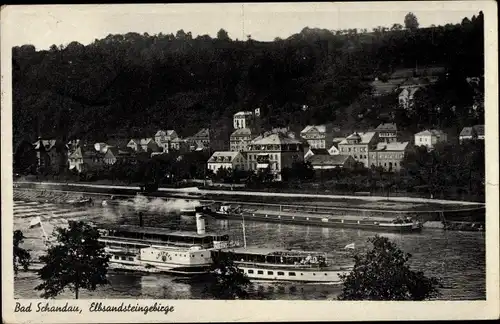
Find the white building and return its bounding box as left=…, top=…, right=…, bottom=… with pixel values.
left=414, top=129, right=448, bottom=150
left=207, top=151, right=246, bottom=173
left=233, top=111, right=255, bottom=129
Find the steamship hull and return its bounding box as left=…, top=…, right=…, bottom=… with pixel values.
left=209, top=212, right=422, bottom=233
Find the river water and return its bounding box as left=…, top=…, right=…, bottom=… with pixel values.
left=13, top=200, right=485, bottom=300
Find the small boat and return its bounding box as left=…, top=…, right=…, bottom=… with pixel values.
left=214, top=247, right=353, bottom=283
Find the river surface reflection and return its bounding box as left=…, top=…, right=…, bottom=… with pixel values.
left=14, top=205, right=485, bottom=300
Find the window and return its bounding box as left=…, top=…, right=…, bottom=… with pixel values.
left=201, top=254, right=203, bottom=257
left=257, top=270, right=264, bottom=274
left=277, top=272, right=285, bottom=276
left=267, top=271, right=274, bottom=275
left=121, top=256, right=126, bottom=260
left=128, top=257, right=134, bottom=261
left=248, top=269, right=254, bottom=274
left=289, top=272, right=296, bottom=276
left=114, top=256, right=119, bottom=260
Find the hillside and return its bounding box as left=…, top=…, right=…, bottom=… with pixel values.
left=12, top=12, right=484, bottom=146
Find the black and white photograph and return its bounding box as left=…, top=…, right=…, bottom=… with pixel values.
left=2, top=2, right=498, bottom=322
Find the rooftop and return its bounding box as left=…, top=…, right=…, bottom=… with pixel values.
left=230, top=128, right=255, bottom=137
left=415, top=129, right=446, bottom=137
left=223, top=246, right=326, bottom=256
left=375, top=123, right=398, bottom=132
left=375, top=142, right=409, bottom=151
left=208, top=151, right=241, bottom=163
left=308, top=155, right=352, bottom=166
left=102, top=224, right=227, bottom=239
left=251, top=133, right=302, bottom=145
left=308, top=148, right=329, bottom=155
left=301, top=124, right=328, bottom=134
left=460, top=125, right=484, bottom=137
left=234, top=111, right=253, bottom=117
left=340, top=132, right=376, bottom=145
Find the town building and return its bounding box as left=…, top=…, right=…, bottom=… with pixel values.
left=375, top=123, right=398, bottom=143
left=245, top=133, right=304, bottom=181
left=94, top=142, right=110, bottom=154
left=68, top=146, right=105, bottom=173
left=33, top=138, right=68, bottom=174
left=207, top=151, right=246, bottom=173
left=304, top=148, right=330, bottom=161
left=338, top=132, right=379, bottom=168
left=414, top=129, right=448, bottom=150
left=371, top=142, right=410, bottom=172
left=233, top=111, right=255, bottom=129
left=300, top=124, right=334, bottom=149
left=127, top=138, right=160, bottom=153
left=308, top=155, right=357, bottom=170
left=459, top=125, right=485, bottom=143
left=154, top=130, right=180, bottom=153
left=327, top=137, right=345, bottom=155
left=103, top=147, right=137, bottom=165
left=230, top=128, right=256, bottom=152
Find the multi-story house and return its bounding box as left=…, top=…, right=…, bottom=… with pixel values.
left=338, top=132, right=379, bottom=168
left=127, top=138, right=160, bottom=153
left=245, top=133, right=304, bottom=181
left=414, top=129, right=447, bottom=150
left=398, top=88, right=419, bottom=110
left=230, top=128, right=256, bottom=152
left=300, top=124, right=334, bottom=149
left=188, top=128, right=226, bottom=152
left=33, top=138, right=68, bottom=174
left=375, top=123, right=398, bottom=143
left=94, top=142, right=110, bottom=154
left=207, top=151, right=246, bottom=173
left=233, top=111, right=255, bottom=129
left=154, top=130, right=179, bottom=153
left=371, top=142, right=410, bottom=172
left=103, top=147, right=137, bottom=165
left=459, top=125, right=485, bottom=143
left=68, top=146, right=105, bottom=173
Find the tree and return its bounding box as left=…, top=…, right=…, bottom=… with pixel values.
left=217, top=28, right=230, bottom=41
left=404, top=12, right=420, bottom=30
left=35, top=221, right=110, bottom=299
left=338, top=235, right=441, bottom=300
left=391, top=23, right=404, bottom=31
left=13, top=230, right=31, bottom=275
left=205, top=251, right=250, bottom=299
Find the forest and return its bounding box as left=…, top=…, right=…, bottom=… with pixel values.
left=12, top=12, right=484, bottom=147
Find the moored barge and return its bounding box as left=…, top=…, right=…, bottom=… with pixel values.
left=205, top=204, right=422, bottom=233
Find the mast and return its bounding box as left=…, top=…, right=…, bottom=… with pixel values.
left=241, top=214, right=247, bottom=248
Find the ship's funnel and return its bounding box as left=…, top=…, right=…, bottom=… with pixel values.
left=195, top=206, right=206, bottom=235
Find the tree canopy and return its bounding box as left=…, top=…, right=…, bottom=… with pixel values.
left=338, top=235, right=441, bottom=300
left=205, top=251, right=250, bottom=299
left=12, top=12, right=484, bottom=147
left=35, top=221, right=110, bottom=299
left=13, top=230, right=31, bottom=275
left=404, top=12, right=420, bottom=30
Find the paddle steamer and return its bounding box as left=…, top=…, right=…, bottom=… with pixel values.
left=98, top=209, right=230, bottom=275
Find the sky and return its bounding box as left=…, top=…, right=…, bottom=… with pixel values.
left=2, top=2, right=486, bottom=50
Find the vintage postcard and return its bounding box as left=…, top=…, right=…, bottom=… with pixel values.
left=1, top=1, right=499, bottom=323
